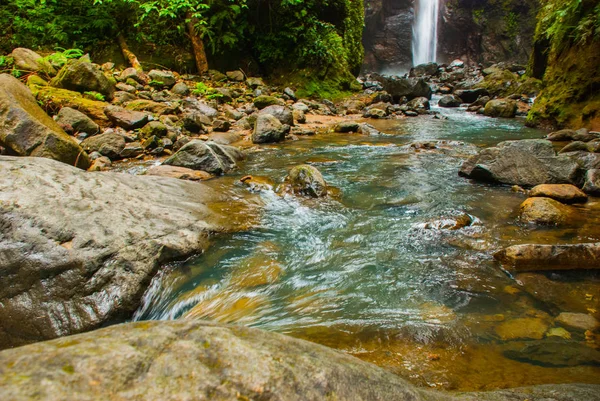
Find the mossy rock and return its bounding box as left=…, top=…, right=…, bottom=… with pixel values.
left=285, top=164, right=328, bottom=198
left=28, top=76, right=110, bottom=127
left=475, top=69, right=519, bottom=97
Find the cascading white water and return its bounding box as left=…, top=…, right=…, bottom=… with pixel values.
left=412, top=0, right=439, bottom=66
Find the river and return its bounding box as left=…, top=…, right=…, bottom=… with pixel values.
left=132, top=102, right=600, bottom=391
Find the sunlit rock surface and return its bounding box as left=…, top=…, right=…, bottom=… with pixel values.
left=0, top=156, right=249, bottom=349
left=0, top=319, right=599, bottom=401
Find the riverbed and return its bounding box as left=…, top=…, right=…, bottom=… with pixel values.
left=133, top=104, right=600, bottom=391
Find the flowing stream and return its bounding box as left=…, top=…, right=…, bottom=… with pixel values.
left=134, top=104, right=600, bottom=391
left=412, top=0, right=439, bottom=65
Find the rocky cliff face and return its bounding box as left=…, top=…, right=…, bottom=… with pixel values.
left=362, top=0, right=539, bottom=73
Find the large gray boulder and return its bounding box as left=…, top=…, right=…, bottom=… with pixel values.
left=163, top=140, right=244, bottom=175
left=0, top=156, right=245, bottom=349
left=0, top=74, right=90, bottom=169
left=252, top=114, right=290, bottom=144
left=259, top=105, right=294, bottom=126
left=80, top=132, right=126, bottom=160
left=51, top=58, right=115, bottom=100
left=459, top=139, right=582, bottom=186
left=371, top=75, right=432, bottom=101
left=484, top=99, right=517, bottom=118
left=0, top=319, right=599, bottom=401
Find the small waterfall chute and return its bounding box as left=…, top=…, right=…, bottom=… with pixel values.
left=412, top=0, right=439, bottom=66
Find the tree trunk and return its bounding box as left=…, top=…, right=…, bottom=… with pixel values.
left=117, top=33, right=143, bottom=72
left=186, top=11, right=209, bottom=74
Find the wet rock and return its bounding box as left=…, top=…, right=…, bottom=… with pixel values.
left=104, top=105, right=149, bottom=130
left=494, top=243, right=600, bottom=271
left=212, top=119, right=231, bottom=132
left=556, top=313, right=599, bottom=331
left=516, top=272, right=600, bottom=319
left=528, top=184, right=587, bottom=204
left=334, top=121, right=361, bottom=133
left=285, top=164, right=327, bottom=198
left=519, top=197, right=571, bottom=226
left=546, top=327, right=572, bottom=339
left=55, top=107, right=100, bottom=137
left=547, top=129, right=600, bottom=142
left=409, top=62, right=439, bottom=77
left=259, top=105, right=293, bottom=126
left=494, top=317, right=549, bottom=340
left=422, top=213, right=474, bottom=230
left=171, top=82, right=189, bottom=96
left=11, top=48, right=56, bottom=75
left=406, top=97, right=430, bottom=114
left=88, top=155, right=111, bottom=171
left=371, top=75, right=432, bottom=101
left=454, top=89, right=489, bottom=103
left=254, top=95, right=284, bottom=110
left=147, top=70, right=176, bottom=88
left=240, top=175, right=275, bottom=192
left=559, top=141, right=591, bottom=153
left=358, top=123, right=381, bottom=136
left=51, top=58, right=115, bottom=100
left=146, top=165, right=212, bottom=181
left=252, top=114, right=289, bottom=144
left=504, top=340, right=600, bottom=367
left=459, top=139, right=581, bottom=187
left=163, top=140, right=243, bottom=175
left=438, top=95, right=462, bottom=108
left=483, top=99, right=517, bottom=118
left=583, top=169, right=600, bottom=195
left=81, top=132, right=125, bottom=160
left=0, top=156, right=242, bottom=348
left=1, top=319, right=600, bottom=400
left=120, top=142, right=144, bottom=158
left=0, top=74, right=90, bottom=169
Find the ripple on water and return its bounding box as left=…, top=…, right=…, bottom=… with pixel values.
left=134, top=115, right=600, bottom=391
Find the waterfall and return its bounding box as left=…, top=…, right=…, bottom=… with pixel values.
left=412, top=0, right=439, bottom=66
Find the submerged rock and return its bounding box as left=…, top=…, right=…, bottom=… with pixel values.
left=494, top=317, right=549, bottom=340
left=504, top=340, right=600, bottom=367
left=556, top=312, right=599, bottom=332
left=285, top=164, right=327, bottom=198
left=519, top=197, right=572, bottom=226
left=459, top=139, right=581, bottom=186
left=0, top=156, right=244, bottom=349
left=494, top=243, right=600, bottom=271
left=0, top=74, right=90, bottom=169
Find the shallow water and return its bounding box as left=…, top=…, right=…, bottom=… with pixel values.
left=134, top=105, right=600, bottom=391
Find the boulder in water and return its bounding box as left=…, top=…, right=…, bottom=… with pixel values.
left=519, top=197, right=572, bottom=226
left=528, top=184, right=587, bottom=204
left=438, top=95, right=462, bottom=108
left=285, top=164, right=327, bottom=198
left=484, top=98, right=517, bottom=118
left=494, top=243, right=600, bottom=271
left=459, top=139, right=582, bottom=186
left=163, top=140, right=243, bottom=174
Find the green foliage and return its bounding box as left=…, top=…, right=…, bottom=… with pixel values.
left=0, top=55, right=13, bottom=68
left=538, top=0, right=600, bottom=53
left=84, top=91, right=105, bottom=101
left=148, top=79, right=165, bottom=87
left=43, top=48, right=85, bottom=68
left=191, top=81, right=223, bottom=100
